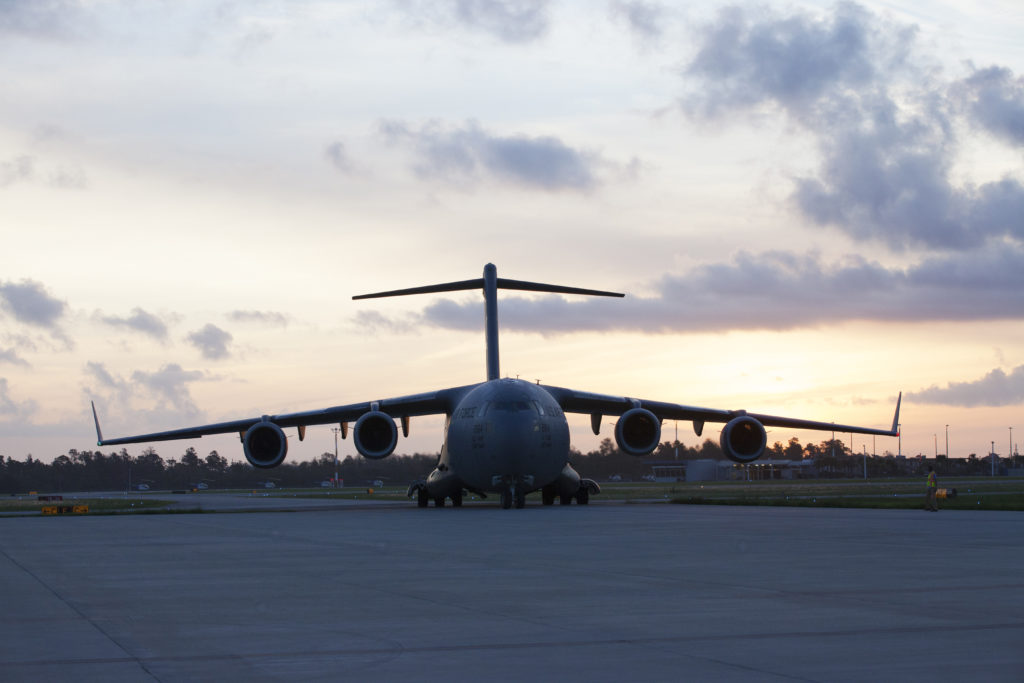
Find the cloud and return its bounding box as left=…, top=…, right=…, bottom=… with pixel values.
left=98, top=308, right=169, bottom=341
left=0, top=156, right=34, bottom=187
left=954, top=65, right=1024, bottom=147
left=909, top=366, right=1024, bottom=407
left=187, top=324, right=233, bottom=360
left=324, top=141, right=353, bottom=174
left=453, top=0, right=549, bottom=43
left=610, top=1, right=668, bottom=41
left=681, top=3, right=1024, bottom=252
left=227, top=310, right=288, bottom=327
left=381, top=119, right=606, bottom=191
left=129, top=364, right=205, bottom=416
left=0, top=348, right=30, bottom=367
left=364, top=247, right=1024, bottom=335
left=0, top=378, right=38, bottom=419
left=351, top=309, right=418, bottom=335
left=0, top=155, right=87, bottom=190
left=683, top=3, right=910, bottom=119
left=0, top=0, right=85, bottom=39
left=397, top=0, right=550, bottom=43
left=0, top=279, right=67, bottom=328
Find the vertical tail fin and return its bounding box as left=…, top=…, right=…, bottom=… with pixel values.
left=353, top=263, right=624, bottom=381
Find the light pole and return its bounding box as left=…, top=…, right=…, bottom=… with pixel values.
left=898, top=424, right=901, bottom=458
left=991, top=440, right=996, bottom=477
left=945, top=424, right=949, bottom=458
left=862, top=444, right=867, bottom=479
left=331, top=427, right=342, bottom=488
left=1011, top=427, right=1014, bottom=463
left=934, top=433, right=937, bottom=458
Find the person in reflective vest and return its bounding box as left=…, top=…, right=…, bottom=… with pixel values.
left=925, top=465, right=938, bottom=512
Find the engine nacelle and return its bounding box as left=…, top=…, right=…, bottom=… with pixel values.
left=720, top=415, right=767, bottom=463
left=614, top=408, right=662, bottom=456
left=243, top=422, right=288, bottom=469
left=353, top=410, right=398, bottom=459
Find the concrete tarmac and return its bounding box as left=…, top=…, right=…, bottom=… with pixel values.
left=1, top=503, right=1022, bottom=682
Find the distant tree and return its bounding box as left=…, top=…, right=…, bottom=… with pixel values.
left=205, top=450, right=228, bottom=476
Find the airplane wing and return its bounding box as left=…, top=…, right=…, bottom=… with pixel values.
left=92, top=385, right=475, bottom=447
left=543, top=385, right=901, bottom=438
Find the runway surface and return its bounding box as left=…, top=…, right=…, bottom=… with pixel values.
left=1, top=502, right=1022, bottom=682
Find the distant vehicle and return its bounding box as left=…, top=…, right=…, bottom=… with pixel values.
left=608, top=474, right=622, bottom=482
left=92, top=264, right=901, bottom=510
left=135, top=483, right=150, bottom=491
left=372, top=480, right=384, bottom=487
left=641, top=474, right=656, bottom=482
left=320, top=480, right=333, bottom=488
left=189, top=482, right=209, bottom=490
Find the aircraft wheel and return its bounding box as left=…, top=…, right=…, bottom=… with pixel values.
left=434, top=496, right=445, bottom=507
left=417, top=489, right=428, bottom=508
left=514, top=488, right=526, bottom=509
left=500, top=488, right=513, bottom=509
left=541, top=486, right=555, bottom=506
left=452, top=491, right=463, bottom=507
left=576, top=488, right=590, bottom=505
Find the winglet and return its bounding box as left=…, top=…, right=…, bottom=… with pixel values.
left=891, top=392, right=902, bottom=436
left=91, top=401, right=104, bottom=446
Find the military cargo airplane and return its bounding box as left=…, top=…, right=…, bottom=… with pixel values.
left=92, top=264, right=900, bottom=509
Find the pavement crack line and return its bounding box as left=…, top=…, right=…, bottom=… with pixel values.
left=0, top=547, right=161, bottom=681
left=3, top=621, right=1022, bottom=670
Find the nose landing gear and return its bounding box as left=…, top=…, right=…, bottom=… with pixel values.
left=500, top=485, right=526, bottom=509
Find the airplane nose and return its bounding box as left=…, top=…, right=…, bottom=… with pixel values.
left=490, top=416, right=535, bottom=474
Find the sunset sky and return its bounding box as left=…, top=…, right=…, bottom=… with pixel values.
left=1, top=0, right=1022, bottom=465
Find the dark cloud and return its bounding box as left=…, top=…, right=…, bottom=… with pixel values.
left=226, top=310, right=288, bottom=327
left=381, top=119, right=605, bottom=191
left=98, top=308, right=169, bottom=341
left=610, top=1, right=668, bottom=41
left=682, top=4, right=1024, bottom=252
left=0, top=279, right=67, bottom=328
left=363, top=247, right=1024, bottom=335
left=0, top=348, right=30, bottom=367
left=955, top=65, right=1024, bottom=147
left=909, top=366, right=1024, bottom=407
left=324, top=141, right=352, bottom=174
left=187, top=324, right=233, bottom=360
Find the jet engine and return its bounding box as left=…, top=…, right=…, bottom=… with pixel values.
left=243, top=421, right=288, bottom=469
left=353, top=410, right=398, bottom=459
left=614, top=407, right=662, bottom=456
left=720, top=415, right=767, bottom=463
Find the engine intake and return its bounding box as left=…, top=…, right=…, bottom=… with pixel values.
left=720, top=415, right=767, bottom=463
left=614, top=407, right=661, bottom=456
left=243, top=422, right=288, bottom=468
left=353, top=410, right=398, bottom=459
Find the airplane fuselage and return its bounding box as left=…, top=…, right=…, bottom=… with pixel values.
left=422, top=378, right=583, bottom=506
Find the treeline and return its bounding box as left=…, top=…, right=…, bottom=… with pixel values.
left=0, top=437, right=1002, bottom=494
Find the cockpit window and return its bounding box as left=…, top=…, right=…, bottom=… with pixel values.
left=490, top=400, right=534, bottom=413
